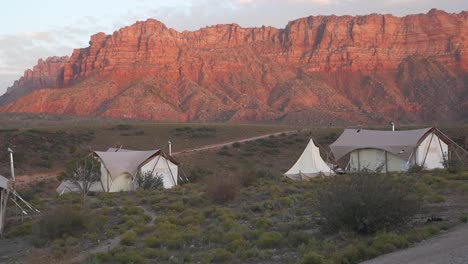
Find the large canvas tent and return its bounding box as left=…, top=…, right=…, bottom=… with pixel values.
left=95, top=148, right=179, bottom=192
left=285, top=139, right=334, bottom=180
left=330, top=127, right=450, bottom=172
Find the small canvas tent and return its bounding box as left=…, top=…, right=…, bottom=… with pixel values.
left=56, top=180, right=104, bottom=195
left=95, top=148, right=178, bottom=192
left=330, top=127, right=450, bottom=172
left=285, top=139, right=334, bottom=180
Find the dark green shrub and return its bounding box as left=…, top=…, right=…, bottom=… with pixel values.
left=317, top=172, right=422, bottom=233
left=256, top=231, right=283, bottom=248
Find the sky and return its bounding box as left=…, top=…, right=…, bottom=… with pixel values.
left=0, top=0, right=467, bottom=95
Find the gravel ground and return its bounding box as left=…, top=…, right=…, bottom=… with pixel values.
left=362, top=223, right=468, bottom=264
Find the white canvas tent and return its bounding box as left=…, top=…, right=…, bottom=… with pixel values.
left=95, top=148, right=178, bottom=192
left=285, top=139, right=334, bottom=180
left=330, top=127, right=450, bottom=172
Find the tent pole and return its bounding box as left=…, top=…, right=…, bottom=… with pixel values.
left=437, top=136, right=447, bottom=166
left=436, top=128, right=468, bottom=155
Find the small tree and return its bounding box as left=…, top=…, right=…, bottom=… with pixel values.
left=59, top=155, right=101, bottom=200
left=137, top=171, right=164, bottom=190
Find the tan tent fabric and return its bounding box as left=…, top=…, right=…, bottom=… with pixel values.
left=330, top=128, right=432, bottom=160
left=56, top=180, right=104, bottom=194
left=94, top=150, right=159, bottom=180
left=0, top=175, right=9, bottom=190
left=285, top=139, right=333, bottom=179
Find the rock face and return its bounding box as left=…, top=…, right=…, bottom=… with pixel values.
left=1, top=9, right=467, bottom=123
left=0, top=56, right=68, bottom=105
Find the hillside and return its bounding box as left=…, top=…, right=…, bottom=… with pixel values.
left=0, top=9, right=467, bottom=123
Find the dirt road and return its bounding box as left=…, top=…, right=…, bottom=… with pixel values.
left=172, top=130, right=297, bottom=155
left=361, top=223, right=468, bottom=264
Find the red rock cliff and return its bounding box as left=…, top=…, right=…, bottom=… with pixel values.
left=1, top=9, right=467, bottom=123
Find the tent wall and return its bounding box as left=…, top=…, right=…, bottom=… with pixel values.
left=140, top=155, right=178, bottom=189
left=349, top=149, right=408, bottom=172
left=100, top=163, right=135, bottom=192
left=416, top=132, right=448, bottom=169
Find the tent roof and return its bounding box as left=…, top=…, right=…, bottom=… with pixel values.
left=95, top=150, right=160, bottom=180
left=330, top=127, right=438, bottom=160
left=284, top=139, right=333, bottom=179
left=106, top=147, right=180, bottom=165
left=0, top=175, right=9, bottom=190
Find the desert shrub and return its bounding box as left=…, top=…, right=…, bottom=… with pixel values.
left=189, top=168, right=213, bottom=182
left=317, top=172, right=422, bottom=233
left=370, top=232, right=409, bottom=255
left=331, top=243, right=368, bottom=264
left=5, top=222, right=33, bottom=238
left=427, top=193, right=445, bottom=203
left=256, top=231, right=283, bottom=248
left=240, top=167, right=257, bottom=187
left=254, top=217, right=273, bottom=230
left=120, top=231, right=137, bottom=246
left=210, top=248, right=234, bottom=263
left=206, top=174, right=240, bottom=203
left=301, top=251, right=325, bottom=264
left=232, top=142, right=241, bottom=148
left=114, top=250, right=147, bottom=264
left=407, top=165, right=424, bottom=173
left=288, top=231, right=311, bottom=247
left=443, top=159, right=464, bottom=174
left=137, top=171, right=164, bottom=190
left=217, top=146, right=233, bottom=156
left=33, top=206, right=99, bottom=245
left=461, top=213, right=468, bottom=223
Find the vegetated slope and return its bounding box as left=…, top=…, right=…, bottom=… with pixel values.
left=0, top=9, right=467, bottom=124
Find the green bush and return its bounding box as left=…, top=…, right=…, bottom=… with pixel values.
left=317, top=172, right=422, bottom=233
left=301, top=251, right=325, bottom=264
left=370, top=232, right=409, bottom=255
left=256, top=231, right=283, bottom=248
left=137, top=171, right=164, bottom=190
left=120, top=231, right=137, bottom=246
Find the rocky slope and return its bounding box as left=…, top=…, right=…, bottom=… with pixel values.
left=1, top=9, right=467, bottom=124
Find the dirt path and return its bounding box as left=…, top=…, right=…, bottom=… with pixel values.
left=172, top=130, right=298, bottom=155
left=361, top=223, right=468, bottom=264
left=13, top=170, right=62, bottom=187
